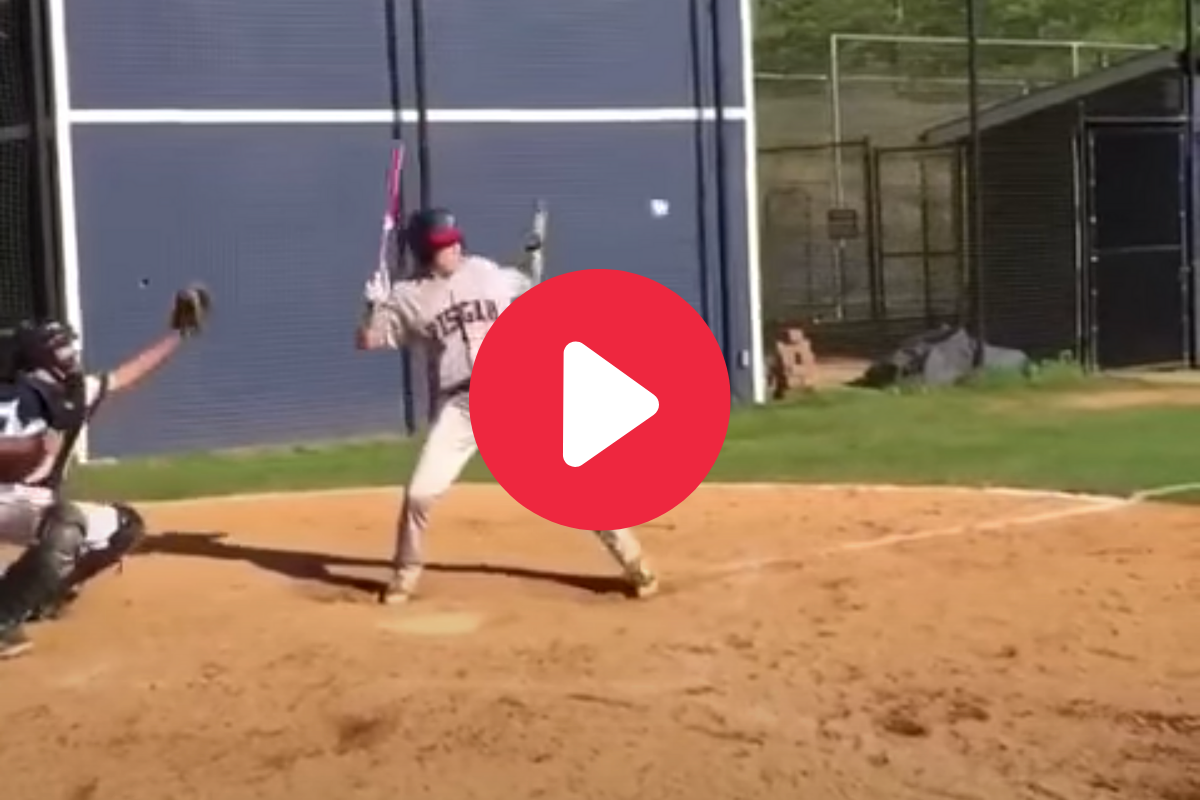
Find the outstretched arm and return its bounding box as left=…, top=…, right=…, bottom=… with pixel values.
left=106, top=284, right=208, bottom=395
left=108, top=332, right=183, bottom=394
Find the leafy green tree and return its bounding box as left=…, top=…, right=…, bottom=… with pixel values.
left=755, top=0, right=1186, bottom=74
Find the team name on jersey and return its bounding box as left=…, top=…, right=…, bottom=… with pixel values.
left=425, top=299, right=500, bottom=340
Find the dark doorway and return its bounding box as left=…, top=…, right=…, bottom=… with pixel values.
left=1084, top=123, right=1190, bottom=369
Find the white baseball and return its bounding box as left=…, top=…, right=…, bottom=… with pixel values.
left=649, top=199, right=670, bottom=218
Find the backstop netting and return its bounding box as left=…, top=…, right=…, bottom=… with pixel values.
left=0, top=0, right=36, bottom=326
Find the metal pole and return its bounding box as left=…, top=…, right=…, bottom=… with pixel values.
left=707, top=0, right=734, bottom=369
left=1185, top=0, right=1198, bottom=366
left=829, top=34, right=844, bottom=204
left=27, top=0, right=62, bottom=321
left=408, top=0, right=438, bottom=420
left=382, top=0, right=417, bottom=434
left=966, top=0, right=986, bottom=354
left=411, top=0, right=432, bottom=206
left=829, top=32, right=1157, bottom=52
left=688, top=0, right=713, bottom=328
left=827, top=35, right=847, bottom=319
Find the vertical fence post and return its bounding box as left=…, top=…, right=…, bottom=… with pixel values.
left=863, top=140, right=886, bottom=320
left=1185, top=0, right=1198, bottom=367
left=828, top=34, right=844, bottom=204
left=707, top=0, right=734, bottom=372
left=965, top=0, right=987, bottom=358
left=382, top=0, right=418, bottom=436
left=408, top=0, right=438, bottom=422
left=411, top=0, right=431, bottom=207
left=27, top=0, right=62, bottom=322
left=919, top=154, right=935, bottom=324
left=828, top=35, right=847, bottom=320
left=687, top=0, right=712, bottom=329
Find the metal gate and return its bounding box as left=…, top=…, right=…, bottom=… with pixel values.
left=1084, top=123, right=1190, bottom=369
left=871, top=143, right=964, bottom=322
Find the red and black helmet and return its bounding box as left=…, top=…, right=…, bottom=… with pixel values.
left=405, top=207, right=463, bottom=263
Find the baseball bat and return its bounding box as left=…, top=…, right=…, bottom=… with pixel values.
left=379, top=144, right=406, bottom=283
left=357, top=145, right=405, bottom=343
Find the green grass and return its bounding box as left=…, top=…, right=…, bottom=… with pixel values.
left=69, top=369, right=1200, bottom=503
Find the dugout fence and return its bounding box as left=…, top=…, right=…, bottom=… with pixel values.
left=759, top=138, right=965, bottom=356
left=757, top=33, right=1200, bottom=368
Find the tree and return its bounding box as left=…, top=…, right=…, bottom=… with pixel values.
left=755, top=0, right=1185, bottom=75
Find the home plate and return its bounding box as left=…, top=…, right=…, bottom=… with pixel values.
left=378, top=611, right=484, bottom=637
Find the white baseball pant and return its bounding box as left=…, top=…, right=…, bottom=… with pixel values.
left=394, top=392, right=646, bottom=569
left=0, top=485, right=125, bottom=552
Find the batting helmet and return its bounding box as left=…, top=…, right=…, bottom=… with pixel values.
left=405, top=207, right=463, bottom=263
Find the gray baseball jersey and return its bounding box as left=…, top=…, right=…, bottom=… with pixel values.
left=366, top=255, right=532, bottom=393
left=361, top=253, right=654, bottom=594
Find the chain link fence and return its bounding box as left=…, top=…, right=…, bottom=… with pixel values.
left=757, top=32, right=1166, bottom=362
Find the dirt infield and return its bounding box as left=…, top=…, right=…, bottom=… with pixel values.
left=1, top=484, right=1198, bottom=800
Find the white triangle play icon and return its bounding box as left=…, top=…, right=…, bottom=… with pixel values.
left=563, top=341, right=659, bottom=468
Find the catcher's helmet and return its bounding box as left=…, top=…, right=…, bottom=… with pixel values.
left=14, top=319, right=81, bottom=378
left=405, top=207, right=463, bottom=263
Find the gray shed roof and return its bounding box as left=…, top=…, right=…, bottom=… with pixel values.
left=921, top=48, right=1178, bottom=145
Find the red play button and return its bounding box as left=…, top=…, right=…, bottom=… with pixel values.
left=471, top=269, right=729, bottom=531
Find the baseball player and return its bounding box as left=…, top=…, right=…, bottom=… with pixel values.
left=0, top=288, right=210, bottom=659
left=356, top=207, right=659, bottom=605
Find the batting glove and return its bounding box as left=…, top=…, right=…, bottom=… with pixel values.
left=363, top=271, right=391, bottom=305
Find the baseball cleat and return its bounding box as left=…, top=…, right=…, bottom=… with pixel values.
left=378, top=565, right=422, bottom=606
left=0, top=626, right=33, bottom=660
left=625, top=561, right=660, bottom=599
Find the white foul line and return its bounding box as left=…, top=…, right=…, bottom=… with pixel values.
left=130, top=481, right=1129, bottom=511
left=821, top=495, right=1132, bottom=555
left=693, top=493, right=1139, bottom=579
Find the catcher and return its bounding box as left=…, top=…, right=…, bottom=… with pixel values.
left=0, top=286, right=211, bottom=659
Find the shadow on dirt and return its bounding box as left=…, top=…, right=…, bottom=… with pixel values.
left=137, top=531, right=632, bottom=599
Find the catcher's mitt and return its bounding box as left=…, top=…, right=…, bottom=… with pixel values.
left=170, top=285, right=212, bottom=337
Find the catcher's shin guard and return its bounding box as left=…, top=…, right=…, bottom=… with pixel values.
left=0, top=502, right=86, bottom=631
left=70, top=504, right=145, bottom=586
left=32, top=504, right=146, bottom=621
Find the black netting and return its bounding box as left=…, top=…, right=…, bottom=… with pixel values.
left=0, top=0, right=36, bottom=327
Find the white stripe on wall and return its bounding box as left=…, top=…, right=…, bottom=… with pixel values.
left=68, top=107, right=748, bottom=125
left=737, top=0, right=765, bottom=403
left=46, top=0, right=90, bottom=462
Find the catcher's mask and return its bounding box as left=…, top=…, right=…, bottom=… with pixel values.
left=14, top=320, right=82, bottom=380
left=405, top=207, right=463, bottom=265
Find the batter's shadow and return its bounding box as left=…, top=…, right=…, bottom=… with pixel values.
left=137, top=531, right=633, bottom=599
